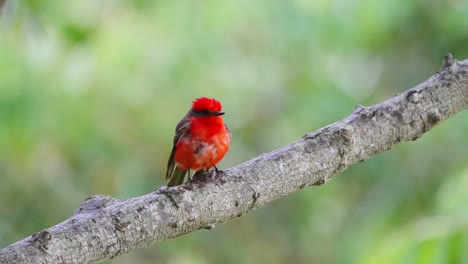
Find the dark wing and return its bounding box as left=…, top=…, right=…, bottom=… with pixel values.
left=166, top=115, right=191, bottom=186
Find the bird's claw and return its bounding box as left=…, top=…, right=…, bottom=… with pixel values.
left=211, top=167, right=226, bottom=183
left=214, top=165, right=224, bottom=175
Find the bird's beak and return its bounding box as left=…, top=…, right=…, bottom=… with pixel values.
left=214, top=111, right=225, bottom=116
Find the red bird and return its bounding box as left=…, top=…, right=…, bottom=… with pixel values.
left=166, top=97, right=231, bottom=186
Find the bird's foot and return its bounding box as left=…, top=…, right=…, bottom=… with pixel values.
left=211, top=166, right=226, bottom=184
left=192, top=169, right=209, bottom=182
left=190, top=168, right=226, bottom=185
left=214, top=165, right=224, bottom=175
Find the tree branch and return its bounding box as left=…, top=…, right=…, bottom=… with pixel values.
left=1, top=54, right=467, bottom=264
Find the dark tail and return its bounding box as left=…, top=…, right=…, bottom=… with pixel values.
left=167, top=167, right=188, bottom=187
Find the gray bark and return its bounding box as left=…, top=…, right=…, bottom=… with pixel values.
left=1, top=54, right=467, bottom=264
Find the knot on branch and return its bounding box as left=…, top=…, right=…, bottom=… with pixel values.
left=75, top=195, right=118, bottom=215
left=334, top=127, right=353, bottom=170
left=31, top=230, right=51, bottom=253
left=355, top=106, right=377, bottom=119
left=406, top=90, right=422, bottom=104
left=312, top=178, right=328, bottom=186
left=353, top=104, right=367, bottom=113
left=112, top=211, right=131, bottom=232
left=424, top=110, right=443, bottom=132
left=200, top=224, right=216, bottom=230
left=442, top=53, right=455, bottom=69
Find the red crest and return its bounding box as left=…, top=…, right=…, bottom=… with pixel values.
left=192, top=97, right=222, bottom=112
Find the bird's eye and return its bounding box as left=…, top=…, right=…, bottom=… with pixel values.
left=201, top=110, right=210, bottom=115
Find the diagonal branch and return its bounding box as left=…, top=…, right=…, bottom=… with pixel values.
left=1, top=54, right=467, bottom=264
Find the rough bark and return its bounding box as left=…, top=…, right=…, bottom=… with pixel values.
left=1, top=54, right=467, bottom=264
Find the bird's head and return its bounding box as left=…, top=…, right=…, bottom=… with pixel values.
left=190, top=97, right=225, bottom=117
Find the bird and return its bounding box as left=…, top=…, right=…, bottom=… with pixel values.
left=166, top=97, right=231, bottom=187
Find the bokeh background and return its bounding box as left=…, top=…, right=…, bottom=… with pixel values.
left=1, top=1, right=468, bottom=263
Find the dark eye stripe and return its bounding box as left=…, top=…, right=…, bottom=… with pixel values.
left=191, top=109, right=212, bottom=117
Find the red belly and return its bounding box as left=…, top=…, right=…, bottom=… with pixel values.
left=174, top=134, right=230, bottom=171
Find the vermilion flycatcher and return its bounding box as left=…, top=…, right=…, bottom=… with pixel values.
left=166, top=97, right=231, bottom=187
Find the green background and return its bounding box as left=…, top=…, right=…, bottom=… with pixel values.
left=1, top=1, right=468, bottom=263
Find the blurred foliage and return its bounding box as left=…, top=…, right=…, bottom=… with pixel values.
left=1, top=0, right=468, bottom=263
